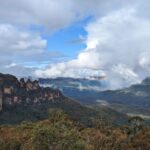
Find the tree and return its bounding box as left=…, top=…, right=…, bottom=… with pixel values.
left=127, top=116, right=144, bottom=142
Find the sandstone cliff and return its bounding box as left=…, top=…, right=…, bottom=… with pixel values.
left=0, top=73, right=62, bottom=111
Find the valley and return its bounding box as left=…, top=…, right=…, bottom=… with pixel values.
left=39, top=77, right=150, bottom=125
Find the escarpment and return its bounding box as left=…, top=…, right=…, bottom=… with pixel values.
left=0, top=73, right=62, bottom=111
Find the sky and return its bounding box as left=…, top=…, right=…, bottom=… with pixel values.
left=1, top=0, right=150, bottom=89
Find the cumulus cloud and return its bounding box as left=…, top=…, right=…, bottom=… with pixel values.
left=1, top=64, right=35, bottom=77
left=0, top=24, right=46, bottom=53
left=35, top=5, right=150, bottom=89
left=1, top=0, right=150, bottom=89
left=0, top=24, right=64, bottom=76
left=0, top=0, right=138, bottom=31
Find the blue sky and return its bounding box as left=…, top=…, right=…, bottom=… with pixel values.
left=43, top=17, right=92, bottom=60
left=18, top=18, right=91, bottom=68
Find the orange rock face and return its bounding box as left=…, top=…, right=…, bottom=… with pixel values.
left=4, top=87, right=13, bottom=94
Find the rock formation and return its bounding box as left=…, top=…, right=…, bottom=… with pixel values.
left=0, top=73, right=62, bottom=111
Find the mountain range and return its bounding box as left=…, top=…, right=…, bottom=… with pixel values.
left=39, top=77, right=150, bottom=107
left=0, top=73, right=127, bottom=126
left=39, top=77, right=150, bottom=124
left=38, top=77, right=106, bottom=103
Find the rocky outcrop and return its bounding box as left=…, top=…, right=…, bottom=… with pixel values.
left=0, top=73, right=62, bottom=111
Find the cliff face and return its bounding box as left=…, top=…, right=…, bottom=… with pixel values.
left=0, top=73, right=62, bottom=111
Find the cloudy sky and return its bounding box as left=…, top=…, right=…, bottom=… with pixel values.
left=1, top=0, right=150, bottom=89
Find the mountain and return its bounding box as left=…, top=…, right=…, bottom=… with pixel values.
left=0, top=73, right=127, bottom=126
left=97, top=78, right=150, bottom=108
left=39, top=77, right=150, bottom=124
left=39, top=77, right=150, bottom=108
left=39, top=77, right=106, bottom=103
left=0, top=73, right=62, bottom=111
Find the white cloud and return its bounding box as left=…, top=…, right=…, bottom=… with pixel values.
left=0, top=0, right=84, bottom=31
left=0, top=24, right=47, bottom=53
left=35, top=6, right=150, bottom=89
left=1, top=0, right=150, bottom=89
left=1, top=64, right=35, bottom=77
left=0, top=0, right=139, bottom=31
left=0, top=24, right=64, bottom=76
left=0, top=24, right=46, bottom=66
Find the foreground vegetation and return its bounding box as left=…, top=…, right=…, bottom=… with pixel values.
left=0, top=109, right=149, bottom=150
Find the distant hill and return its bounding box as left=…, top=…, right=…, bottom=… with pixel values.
left=97, top=78, right=150, bottom=108
left=39, top=77, right=150, bottom=124
left=39, top=77, right=106, bottom=103
left=39, top=77, right=150, bottom=108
